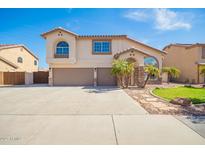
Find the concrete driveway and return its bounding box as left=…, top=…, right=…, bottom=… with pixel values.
left=0, top=86, right=146, bottom=115
left=0, top=86, right=205, bottom=144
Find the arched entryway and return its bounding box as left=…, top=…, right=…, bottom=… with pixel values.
left=113, top=47, right=157, bottom=87
left=126, top=57, right=138, bottom=86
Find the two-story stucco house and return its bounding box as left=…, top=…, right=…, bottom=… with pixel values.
left=41, top=27, right=165, bottom=86
left=163, top=43, right=205, bottom=84
left=0, top=44, right=39, bottom=72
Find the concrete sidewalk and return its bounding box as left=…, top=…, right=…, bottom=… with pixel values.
left=0, top=115, right=204, bottom=145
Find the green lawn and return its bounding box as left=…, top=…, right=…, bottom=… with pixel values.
left=153, top=86, right=205, bottom=104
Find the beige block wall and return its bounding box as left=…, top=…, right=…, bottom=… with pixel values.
left=163, top=46, right=200, bottom=83
left=45, top=31, right=163, bottom=69
left=0, top=47, right=38, bottom=72
left=0, top=60, right=16, bottom=72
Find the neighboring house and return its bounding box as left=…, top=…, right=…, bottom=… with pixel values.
left=0, top=44, right=39, bottom=72
left=41, top=27, right=165, bottom=86
left=163, top=43, right=205, bottom=84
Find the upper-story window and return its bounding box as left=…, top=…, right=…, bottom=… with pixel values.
left=17, top=57, right=23, bottom=63
left=55, top=41, right=69, bottom=58
left=34, top=60, right=37, bottom=66
left=202, top=47, right=205, bottom=59
left=93, top=41, right=111, bottom=54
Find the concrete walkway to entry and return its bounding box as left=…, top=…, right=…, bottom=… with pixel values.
left=0, top=86, right=204, bottom=144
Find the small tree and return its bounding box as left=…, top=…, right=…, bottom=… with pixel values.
left=111, top=59, right=134, bottom=88
left=123, top=62, right=134, bottom=88
left=142, top=65, right=160, bottom=88
left=162, top=67, right=180, bottom=83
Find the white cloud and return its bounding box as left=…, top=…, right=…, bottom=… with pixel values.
left=154, top=9, right=191, bottom=30
left=124, top=9, right=150, bottom=22
left=124, top=9, right=192, bottom=31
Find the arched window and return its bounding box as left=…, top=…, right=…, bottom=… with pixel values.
left=34, top=60, right=37, bottom=66
left=144, top=57, right=159, bottom=80
left=56, top=41, right=69, bottom=55
left=144, top=57, right=159, bottom=68
left=17, top=57, right=23, bottom=63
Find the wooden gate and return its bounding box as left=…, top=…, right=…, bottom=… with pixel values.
left=33, top=71, right=48, bottom=84
left=3, top=72, right=25, bottom=85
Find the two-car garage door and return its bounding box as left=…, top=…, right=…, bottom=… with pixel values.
left=53, top=68, right=94, bottom=86
left=53, top=68, right=116, bottom=86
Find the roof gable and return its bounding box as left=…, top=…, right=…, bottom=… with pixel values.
left=0, top=44, right=38, bottom=60
left=114, top=47, right=152, bottom=59
left=41, top=27, right=78, bottom=39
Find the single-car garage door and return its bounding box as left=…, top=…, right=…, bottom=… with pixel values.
left=97, top=68, right=117, bottom=86
left=53, top=68, right=94, bottom=86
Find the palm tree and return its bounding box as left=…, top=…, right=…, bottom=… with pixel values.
left=111, top=59, right=134, bottom=88
left=123, top=62, right=134, bottom=88
left=142, top=65, right=160, bottom=88
left=162, top=67, right=180, bottom=83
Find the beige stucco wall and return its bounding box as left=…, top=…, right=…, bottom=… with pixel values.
left=45, top=31, right=77, bottom=64
left=163, top=45, right=203, bottom=83
left=45, top=31, right=164, bottom=69
left=0, top=60, right=16, bottom=72
left=198, top=47, right=205, bottom=83
left=0, top=47, right=38, bottom=72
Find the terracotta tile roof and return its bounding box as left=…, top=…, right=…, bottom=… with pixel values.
left=163, top=43, right=205, bottom=50
left=41, top=27, right=165, bottom=54
left=78, top=35, right=127, bottom=38
left=41, top=27, right=78, bottom=38
left=0, top=44, right=38, bottom=60
left=113, top=47, right=152, bottom=59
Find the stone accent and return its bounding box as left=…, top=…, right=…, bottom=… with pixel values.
left=48, top=68, right=53, bottom=86
left=124, top=84, right=205, bottom=116
left=170, top=98, right=192, bottom=106
left=94, top=68, right=97, bottom=86
left=135, top=66, right=144, bottom=87
left=147, top=77, right=162, bottom=84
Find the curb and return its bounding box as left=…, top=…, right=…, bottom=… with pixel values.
left=149, top=89, right=170, bottom=103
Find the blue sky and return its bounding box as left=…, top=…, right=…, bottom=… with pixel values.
left=0, top=8, right=205, bottom=68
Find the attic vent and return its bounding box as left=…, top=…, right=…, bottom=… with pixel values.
left=58, top=31, right=63, bottom=36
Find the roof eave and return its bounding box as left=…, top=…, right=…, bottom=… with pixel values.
left=41, top=27, right=78, bottom=39
left=0, top=45, right=39, bottom=60
left=114, top=47, right=157, bottom=59
left=0, top=56, right=18, bottom=69
left=126, top=37, right=166, bottom=55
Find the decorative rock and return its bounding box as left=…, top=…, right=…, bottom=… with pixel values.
left=146, top=98, right=158, bottom=101
left=170, top=97, right=192, bottom=106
